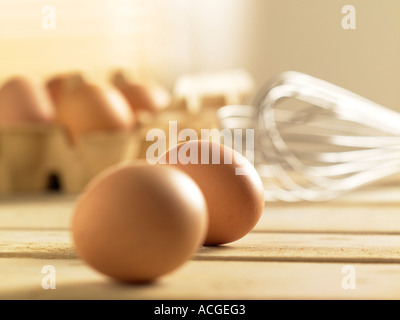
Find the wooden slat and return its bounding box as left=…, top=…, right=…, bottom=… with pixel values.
left=0, top=230, right=74, bottom=260
left=1, top=193, right=399, bottom=234
left=0, top=194, right=74, bottom=230
left=0, top=258, right=399, bottom=300
left=0, top=177, right=399, bottom=300
left=196, top=233, right=400, bottom=264
left=254, top=206, right=400, bottom=234
left=1, top=229, right=400, bottom=264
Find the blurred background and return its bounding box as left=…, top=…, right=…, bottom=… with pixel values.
left=1, top=0, right=400, bottom=196
left=0, top=0, right=399, bottom=110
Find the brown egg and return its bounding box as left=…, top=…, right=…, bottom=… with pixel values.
left=160, top=140, right=264, bottom=246
left=111, top=71, right=170, bottom=116
left=72, top=163, right=208, bottom=283
left=46, top=72, right=84, bottom=107
left=0, top=76, right=55, bottom=126
left=56, top=81, right=135, bottom=144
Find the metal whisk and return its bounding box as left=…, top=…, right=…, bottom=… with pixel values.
left=217, top=71, right=400, bottom=202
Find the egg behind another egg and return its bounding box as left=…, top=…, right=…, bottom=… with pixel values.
left=72, top=164, right=208, bottom=283
left=111, top=70, right=171, bottom=117
left=160, top=140, right=265, bottom=246
left=56, top=82, right=135, bottom=144
left=46, top=72, right=84, bottom=108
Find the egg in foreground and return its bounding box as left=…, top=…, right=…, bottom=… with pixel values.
left=72, top=164, right=208, bottom=283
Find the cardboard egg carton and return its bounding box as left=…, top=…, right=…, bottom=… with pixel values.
left=0, top=69, right=255, bottom=195
left=0, top=126, right=50, bottom=195
left=45, top=128, right=141, bottom=194
left=0, top=125, right=141, bottom=196
left=0, top=111, right=220, bottom=196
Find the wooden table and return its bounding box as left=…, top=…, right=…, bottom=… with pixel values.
left=0, top=175, right=399, bottom=300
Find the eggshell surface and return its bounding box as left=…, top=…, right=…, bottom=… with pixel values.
left=160, top=140, right=264, bottom=246
left=112, top=71, right=170, bottom=115
left=72, top=164, right=208, bottom=283
left=0, top=77, right=54, bottom=126
left=46, top=72, right=84, bottom=107
left=56, top=83, right=135, bottom=144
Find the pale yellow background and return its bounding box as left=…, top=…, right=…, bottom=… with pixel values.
left=0, top=0, right=399, bottom=111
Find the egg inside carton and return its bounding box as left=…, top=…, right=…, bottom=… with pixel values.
left=0, top=76, right=55, bottom=195
left=0, top=69, right=254, bottom=195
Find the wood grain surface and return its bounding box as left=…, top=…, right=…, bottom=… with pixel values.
left=0, top=175, right=399, bottom=300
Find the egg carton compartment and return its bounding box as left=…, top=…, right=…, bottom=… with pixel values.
left=0, top=126, right=51, bottom=195
left=0, top=125, right=141, bottom=196
left=0, top=109, right=223, bottom=196
left=45, top=128, right=142, bottom=194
